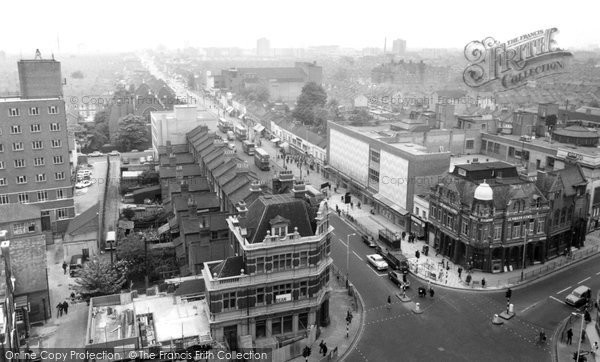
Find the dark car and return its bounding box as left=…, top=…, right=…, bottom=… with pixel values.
left=362, top=234, right=376, bottom=248
left=388, top=270, right=410, bottom=288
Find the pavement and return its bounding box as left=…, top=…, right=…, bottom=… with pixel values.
left=556, top=314, right=600, bottom=362
left=289, top=272, right=363, bottom=362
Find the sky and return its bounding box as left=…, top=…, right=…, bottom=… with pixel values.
left=2, top=0, right=599, bottom=55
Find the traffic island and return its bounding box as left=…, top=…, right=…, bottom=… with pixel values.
left=499, top=303, right=516, bottom=320
left=413, top=302, right=423, bottom=314
left=492, top=314, right=504, bottom=325
left=396, top=292, right=411, bottom=302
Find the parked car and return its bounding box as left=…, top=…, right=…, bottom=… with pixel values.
left=88, top=151, right=103, bottom=157
left=108, top=150, right=120, bottom=156
left=366, top=254, right=388, bottom=271
left=77, top=170, right=92, bottom=176
left=565, top=286, right=592, bottom=307
left=75, top=180, right=92, bottom=189
left=362, top=234, right=376, bottom=248
left=388, top=270, right=410, bottom=288
left=227, top=142, right=236, bottom=151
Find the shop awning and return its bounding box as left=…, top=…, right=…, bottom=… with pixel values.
left=271, top=138, right=280, bottom=143
left=373, top=193, right=408, bottom=215
left=158, top=223, right=170, bottom=235
left=253, top=124, right=265, bottom=132
left=411, top=215, right=426, bottom=227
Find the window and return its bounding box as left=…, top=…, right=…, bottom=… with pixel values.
left=462, top=219, right=469, bottom=235
left=481, top=140, right=487, bottom=152
left=32, top=141, right=43, bottom=150
left=36, top=174, right=47, bottom=182
left=8, top=108, right=19, bottom=116
left=256, top=257, right=264, bottom=273
left=493, top=143, right=500, bottom=153
left=494, top=225, right=502, bottom=240
left=299, top=281, right=308, bottom=299
left=430, top=206, right=436, bottom=220
left=299, top=313, right=309, bottom=330
left=256, top=320, right=266, bottom=338
left=56, top=189, right=65, bottom=199
left=560, top=209, right=566, bottom=225
left=50, top=122, right=60, bottom=131
left=14, top=159, right=26, bottom=168
left=512, top=222, right=521, bottom=238
left=0, top=195, right=8, bottom=204
left=0, top=144, right=3, bottom=152
left=34, top=157, right=44, bottom=166
left=16, top=175, right=27, bottom=184
left=55, top=172, right=65, bottom=180
left=10, top=125, right=22, bottom=134
left=299, top=251, right=308, bottom=267
left=0, top=178, right=5, bottom=186
left=537, top=219, right=545, bottom=233
left=422, top=210, right=426, bottom=218
left=51, top=140, right=62, bottom=148
left=18, top=193, right=29, bottom=203
left=272, top=318, right=282, bottom=335
left=29, top=107, right=39, bottom=115
left=283, top=315, right=293, bottom=333
left=57, top=208, right=69, bottom=220
left=37, top=191, right=48, bottom=201
left=508, top=147, right=515, bottom=157
left=53, top=155, right=63, bottom=164
left=466, top=140, right=474, bottom=149
left=370, top=149, right=380, bottom=163
left=256, top=288, right=265, bottom=305
left=0, top=161, right=4, bottom=169
left=528, top=220, right=535, bottom=234
left=285, top=253, right=292, bottom=269
left=30, top=124, right=41, bottom=132
left=12, top=142, right=24, bottom=151
left=273, top=283, right=292, bottom=301
left=368, top=168, right=380, bottom=183
left=415, top=207, right=420, bottom=215
left=222, top=292, right=236, bottom=310
left=13, top=222, right=36, bottom=235
left=48, top=105, right=58, bottom=114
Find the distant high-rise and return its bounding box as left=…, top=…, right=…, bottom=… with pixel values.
left=257, top=37, right=271, bottom=57
left=392, top=38, right=407, bottom=54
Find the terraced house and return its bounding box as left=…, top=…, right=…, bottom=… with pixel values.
left=202, top=183, right=333, bottom=351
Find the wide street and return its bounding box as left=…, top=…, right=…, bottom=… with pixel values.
left=146, top=61, right=600, bottom=361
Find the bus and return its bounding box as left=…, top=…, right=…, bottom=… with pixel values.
left=218, top=117, right=232, bottom=133
left=254, top=148, right=270, bottom=171
left=242, top=140, right=255, bottom=156
left=234, top=124, right=248, bottom=141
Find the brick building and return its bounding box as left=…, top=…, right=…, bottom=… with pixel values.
left=202, top=186, right=332, bottom=350
left=0, top=52, right=75, bottom=234
left=429, top=162, right=551, bottom=273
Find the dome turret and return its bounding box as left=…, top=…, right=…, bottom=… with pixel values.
left=474, top=181, right=493, bottom=201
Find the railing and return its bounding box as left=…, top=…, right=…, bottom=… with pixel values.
left=409, top=245, right=600, bottom=288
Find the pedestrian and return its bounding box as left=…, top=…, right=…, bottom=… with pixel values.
left=415, top=250, right=420, bottom=259
left=319, top=340, right=324, bottom=354
left=446, top=265, right=450, bottom=272
left=567, top=328, right=573, bottom=345
left=341, top=195, right=344, bottom=202
left=350, top=202, right=354, bottom=209
left=582, top=330, right=586, bottom=343
left=594, top=341, right=598, bottom=353
left=62, top=301, right=69, bottom=315
left=429, top=288, right=435, bottom=298
left=481, top=278, right=486, bottom=288
left=387, top=295, right=392, bottom=310
left=56, top=303, right=63, bottom=317
left=358, top=201, right=361, bottom=209
left=458, top=267, right=463, bottom=279
left=62, top=261, right=68, bottom=275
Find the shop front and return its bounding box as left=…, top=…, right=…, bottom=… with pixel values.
left=411, top=214, right=427, bottom=240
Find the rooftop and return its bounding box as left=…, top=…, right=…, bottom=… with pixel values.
left=0, top=204, right=41, bottom=224
left=483, top=132, right=600, bottom=157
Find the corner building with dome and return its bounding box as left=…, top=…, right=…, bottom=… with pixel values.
left=428, top=162, right=551, bottom=273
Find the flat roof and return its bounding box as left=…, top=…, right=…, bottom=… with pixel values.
left=0, top=97, right=61, bottom=103
left=450, top=154, right=501, bottom=172
left=484, top=133, right=600, bottom=157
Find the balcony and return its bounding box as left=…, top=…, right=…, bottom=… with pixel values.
left=209, top=287, right=329, bottom=325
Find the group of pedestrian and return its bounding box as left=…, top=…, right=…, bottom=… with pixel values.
left=405, top=232, right=417, bottom=243
left=318, top=340, right=328, bottom=356
left=56, top=300, right=69, bottom=317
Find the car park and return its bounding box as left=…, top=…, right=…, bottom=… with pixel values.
left=565, top=286, right=592, bottom=307
left=75, top=180, right=92, bottom=189
left=367, top=254, right=388, bottom=271
left=362, top=234, right=376, bottom=248
left=388, top=270, right=410, bottom=288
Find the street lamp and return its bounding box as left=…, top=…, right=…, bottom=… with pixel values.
left=346, top=233, right=356, bottom=284
left=572, top=312, right=585, bottom=362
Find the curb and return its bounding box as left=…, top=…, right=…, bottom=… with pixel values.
left=551, top=314, right=570, bottom=362
left=407, top=250, right=600, bottom=293
left=339, top=285, right=366, bottom=362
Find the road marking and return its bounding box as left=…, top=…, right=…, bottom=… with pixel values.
left=549, top=296, right=565, bottom=304
left=521, top=303, right=537, bottom=313
left=368, top=267, right=386, bottom=277
left=557, top=286, right=572, bottom=294
left=596, top=271, right=600, bottom=275
left=339, top=239, right=348, bottom=247
left=577, top=277, right=591, bottom=284
left=353, top=251, right=363, bottom=261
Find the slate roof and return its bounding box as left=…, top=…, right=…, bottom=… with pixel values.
left=210, top=256, right=245, bottom=278
left=276, top=119, right=327, bottom=149
left=159, top=164, right=203, bottom=179
left=159, top=153, right=194, bottom=166
left=174, top=279, right=205, bottom=296
left=0, top=204, right=41, bottom=223
left=173, top=193, right=220, bottom=213
left=181, top=212, right=229, bottom=235
left=65, top=203, right=100, bottom=236
left=245, top=194, right=313, bottom=244
left=536, top=164, right=587, bottom=198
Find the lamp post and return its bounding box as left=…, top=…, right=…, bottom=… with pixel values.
left=346, top=233, right=356, bottom=284
left=572, top=312, right=585, bottom=362
left=520, top=228, right=527, bottom=282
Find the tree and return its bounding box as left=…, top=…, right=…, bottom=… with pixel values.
left=241, top=85, right=270, bottom=103
left=114, top=114, right=151, bottom=152
left=73, top=260, right=127, bottom=299
left=292, top=82, right=327, bottom=126
left=122, top=208, right=135, bottom=220
left=116, top=234, right=149, bottom=279
left=348, top=109, right=373, bottom=125
left=332, top=68, right=349, bottom=82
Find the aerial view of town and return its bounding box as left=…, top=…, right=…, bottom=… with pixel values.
left=1, top=1, right=600, bottom=361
